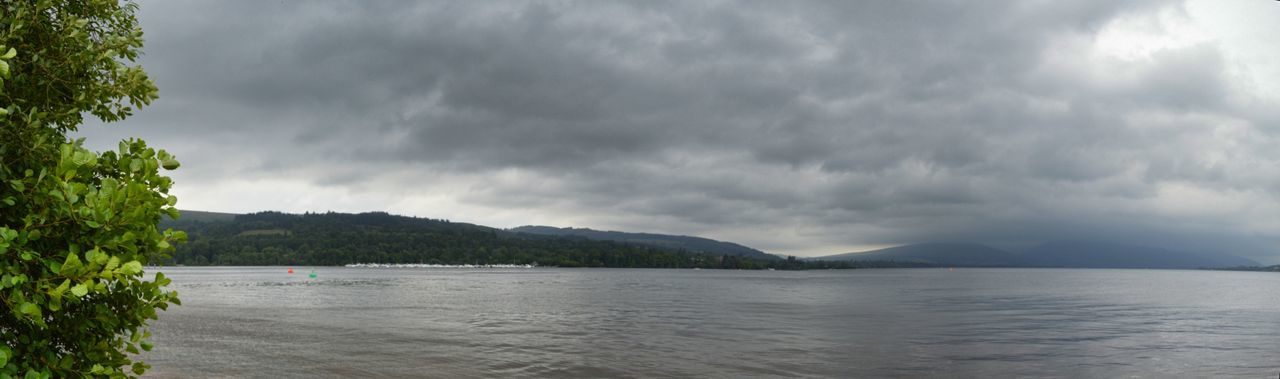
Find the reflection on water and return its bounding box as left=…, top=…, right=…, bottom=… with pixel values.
left=140, top=268, right=1280, bottom=378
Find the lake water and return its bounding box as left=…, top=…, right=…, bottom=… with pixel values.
left=139, top=267, right=1280, bottom=378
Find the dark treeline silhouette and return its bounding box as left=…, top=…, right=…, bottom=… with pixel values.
left=161, top=211, right=858, bottom=270
left=1209, top=265, right=1280, bottom=272
left=510, top=225, right=779, bottom=261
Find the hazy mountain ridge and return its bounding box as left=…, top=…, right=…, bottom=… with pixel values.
left=1019, top=241, right=1259, bottom=269
left=809, top=242, right=1021, bottom=266
left=811, top=241, right=1260, bottom=269
left=510, top=225, right=780, bottom=260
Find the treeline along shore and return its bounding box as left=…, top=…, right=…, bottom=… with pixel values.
left=161, top=211, right=875, bottom=270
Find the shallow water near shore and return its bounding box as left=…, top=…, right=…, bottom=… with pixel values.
left=139, top=267, right=1280, bottom=378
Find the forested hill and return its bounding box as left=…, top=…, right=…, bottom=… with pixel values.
left=160, top=211, right=847, bottom=269
left=510, top=226, right=779, bottom=261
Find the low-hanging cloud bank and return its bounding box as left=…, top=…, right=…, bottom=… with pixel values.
left=78, top=0, right=1280, bottom=262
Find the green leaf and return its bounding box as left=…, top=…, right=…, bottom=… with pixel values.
left=19, top=302, right=41, bottom=319
left=90, top=248, right=109, bottom=265
left=51, top=279, right=70, bottom=298
left=0, top=47, right=15, bottom=59
left=103, top=256, right=120, bottom=272
left=60, top=252, right=84, bottom=276
left=44, top=259, right=61, bottom=273
left=70, top=283, right=88, bottom=298
left=121, top=261, right=143, bottom=276
left=0, top=60, right=8, bottom=78
left=161, top=158, right=180, bottom=170
left=0, top=347, right=9, bottom=367
left=131, top=362, right=148, bottom=375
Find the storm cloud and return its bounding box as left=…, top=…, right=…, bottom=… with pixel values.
left=78, top=0, right=1280, bottom=261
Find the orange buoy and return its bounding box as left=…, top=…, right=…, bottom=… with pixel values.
left=288, top=268, right=294, bottom=274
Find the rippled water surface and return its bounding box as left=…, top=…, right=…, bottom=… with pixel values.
left=140, top=267, right=1280, bottom=378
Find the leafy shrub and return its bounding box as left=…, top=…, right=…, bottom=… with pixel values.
left=1, top=1, right=182, bottom=377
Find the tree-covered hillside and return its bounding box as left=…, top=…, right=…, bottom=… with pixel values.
left=161, top=211, right=851, bottom=269
left=511, top=225, right=780, bottom=260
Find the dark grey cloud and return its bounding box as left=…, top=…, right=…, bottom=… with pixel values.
left=75, top=0, right=1280, bottom=261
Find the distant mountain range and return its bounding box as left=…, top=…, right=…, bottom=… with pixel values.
left=1018, top=241, right=1258, bottom=268
left=809, top=241, right=1260, bottom=269
left=510, top=226, right=780, bottom=261
left=811, top=242, right=1021, bottom=267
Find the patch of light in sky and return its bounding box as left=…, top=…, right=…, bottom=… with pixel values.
left=1183, top=0, right=1280, bottom=102
left=1092, top=5, right=1209, bottom=62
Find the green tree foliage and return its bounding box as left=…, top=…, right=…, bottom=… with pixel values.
left=0, top=1, right=182, bottom=377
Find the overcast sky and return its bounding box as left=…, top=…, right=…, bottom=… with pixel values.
left=77, top=0, right=1280, bottom=261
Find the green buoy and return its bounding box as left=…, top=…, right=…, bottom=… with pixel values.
left=308, top=270, right=316, bottom=279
